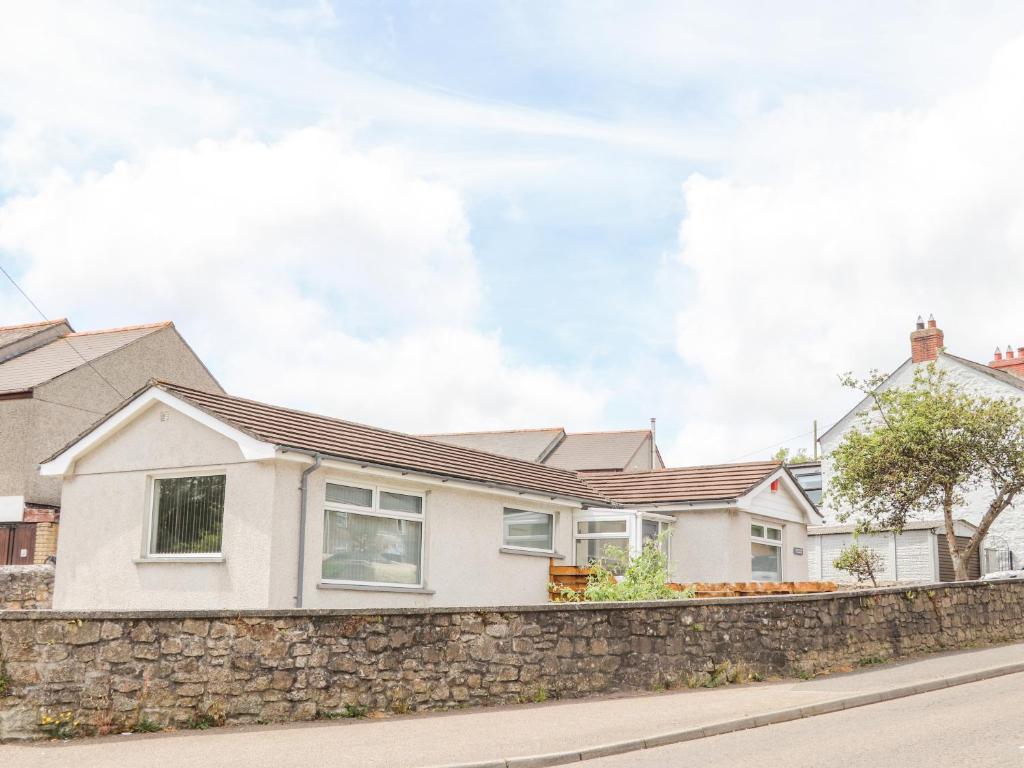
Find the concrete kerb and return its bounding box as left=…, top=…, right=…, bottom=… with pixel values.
left=422, top=660, right=1024, bottom=768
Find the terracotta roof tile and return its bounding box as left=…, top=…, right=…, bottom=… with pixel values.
left=156, top=382, right=611, bottom=505
left=581, top=461, right=782, bottom=505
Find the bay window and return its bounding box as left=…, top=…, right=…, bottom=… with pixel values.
left=751, top=522, right=783, bottom=581
left=322, top=482, right=424, bottom=587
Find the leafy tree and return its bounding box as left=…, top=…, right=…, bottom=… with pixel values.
left=828, top=363, right=1024, bottom=580
left=772, top=447, right=813, bottom=464
left=832, top=538, right=883, bottom=587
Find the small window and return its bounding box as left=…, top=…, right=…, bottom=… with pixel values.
left=577, top=520, right=628, bottom=535
left=503, top=508, right=554, bottom=552
left=151, top=475, right=226, bottom=555
left=380, top=491, right=423, bottom=515
left=751, top=524, right=765, bottom=539
left=326, top=483, right=372, bottom=508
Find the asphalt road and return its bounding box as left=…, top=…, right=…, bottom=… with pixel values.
left=588, top=672, right=1024, bottom=768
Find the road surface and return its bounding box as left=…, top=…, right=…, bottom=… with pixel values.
left=588, top=672, right=1024, bottom=768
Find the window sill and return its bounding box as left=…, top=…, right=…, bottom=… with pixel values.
left=499, top=547, right=564, bottom=559
left=133, top=556, right=226, bottom=564
left=317, top=582, right=435, bottom=595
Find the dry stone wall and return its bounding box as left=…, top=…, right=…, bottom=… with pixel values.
left=1, top=579, right=1023, bottom=741
left=0, top=566, right=53, bottom=611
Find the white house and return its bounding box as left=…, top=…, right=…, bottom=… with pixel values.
left=819, top=316, right=1024, bottom=573
left=39, top=381, right=822, bottom=610
left=808, top=519, right=981, bottom=584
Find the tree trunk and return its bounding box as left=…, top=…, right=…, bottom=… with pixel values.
left=942, top=485, right=969, bottom=581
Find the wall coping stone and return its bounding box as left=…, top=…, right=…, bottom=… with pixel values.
left=1, top=577, right=1014, bottom=621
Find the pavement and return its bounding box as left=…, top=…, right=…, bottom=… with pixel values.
left=4, top=642, right=1024, bottom=768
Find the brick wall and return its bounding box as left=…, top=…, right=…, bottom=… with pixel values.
left=1, top=579, right=1022, bottom=741
left=0, top=565, right=53, bottom=611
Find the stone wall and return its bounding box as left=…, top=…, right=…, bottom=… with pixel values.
left=0, top=566, right=53, bottom=611
left=1, top=579, right=1022, bottom=741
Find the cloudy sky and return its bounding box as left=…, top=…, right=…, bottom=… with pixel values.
left=3, top=2, right=1024, bottom=464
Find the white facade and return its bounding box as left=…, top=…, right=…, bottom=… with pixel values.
left=44, top=397, right=578, bottom=610
left=819, top=353, right=1024, bottom=570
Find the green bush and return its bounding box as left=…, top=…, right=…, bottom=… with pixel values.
left=553, top=533, right=693, bottom=602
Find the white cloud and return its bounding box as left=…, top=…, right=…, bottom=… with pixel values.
left=668, top=36, right=1024, bottom=464
left=0, top=128, right=605, bottom=431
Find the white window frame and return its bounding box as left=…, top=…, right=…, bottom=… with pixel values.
left=639, top=513, right=674, bottom=560
left=501, top=507, right=556, bottom=554
left=144, top=469, right=227, bottom=560
left=750, top=520, right=784, bottom=581
left=321, top=479, right=426, bottom=590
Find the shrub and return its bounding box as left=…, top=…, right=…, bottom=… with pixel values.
left=554, top=533, right=693, bottom=602
left=833, top=539, right=883, bottom=587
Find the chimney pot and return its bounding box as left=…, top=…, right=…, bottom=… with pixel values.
left=910, top=317, right=943, bottom=363
left=1008, top=348, right=1016, bottom=360
left=995, top=347, right=1004, bottom=361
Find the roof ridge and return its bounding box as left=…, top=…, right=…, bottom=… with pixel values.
left=564, top=428, right=651, bottom=437
left=584, top=459, right=781, bottom=478
left=421, top=426, right=565, bottom=437
left=153, top=381, right=594, bottom=483
left=65, top=321, right=172, bottom=338
left=0, top=317, right=68, bottom=331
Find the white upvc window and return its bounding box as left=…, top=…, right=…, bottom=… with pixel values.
left=502, top=508, right=555, bottom=553
left=641, top=515, right=673, bottom=558
left=575, top=516, right=631, bottom=570
left=147, top=472, right=227, bottom=558
left=322, top=481, right=425, bottom=588
left=751, top=521, right=783, bottom=582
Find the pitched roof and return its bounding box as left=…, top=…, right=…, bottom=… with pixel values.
left=421, top=427, right=566, bottom=463
left=545, top=430, right=653, bottom=472
left=0, top=318, right=70, bottom=348
left=151, top=382, right=611, bottom=505
left=943, top=352, right=1024, bottom=393
left=581, top=461, right=782, bottom=505
left=0, top=323, right=171, bottom=394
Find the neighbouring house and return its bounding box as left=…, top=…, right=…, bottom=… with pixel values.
left=423, top=422, right=665, bottom=473
left=819, top=316, right=1024, bottom=573
left=565, top=461, right=821, bottom=584
left=39, top=382, right=822, bottom=610
left=808, top=519, right=982, bottom=584
left=0, top=319, right=221, bottom=566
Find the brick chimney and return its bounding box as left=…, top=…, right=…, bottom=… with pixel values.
left=989, top=343, right=1024, bottom=378
left=910, top=314, right=944, bottom=363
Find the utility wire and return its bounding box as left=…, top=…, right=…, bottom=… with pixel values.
left=731, top=429, right=815, bottom=463
left=0, top=263, right=127, bottom=400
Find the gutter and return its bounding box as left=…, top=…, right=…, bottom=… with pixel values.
left=287, top=449, right=323, bottom=608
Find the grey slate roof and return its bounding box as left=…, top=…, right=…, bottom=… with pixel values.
left=0, top=318, right=69, bottom=348
left=0, top=323, right=170, bottom=394
left=545, top=430, right=653, bottom=472
left=421, top=428, right=565, bottom=463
